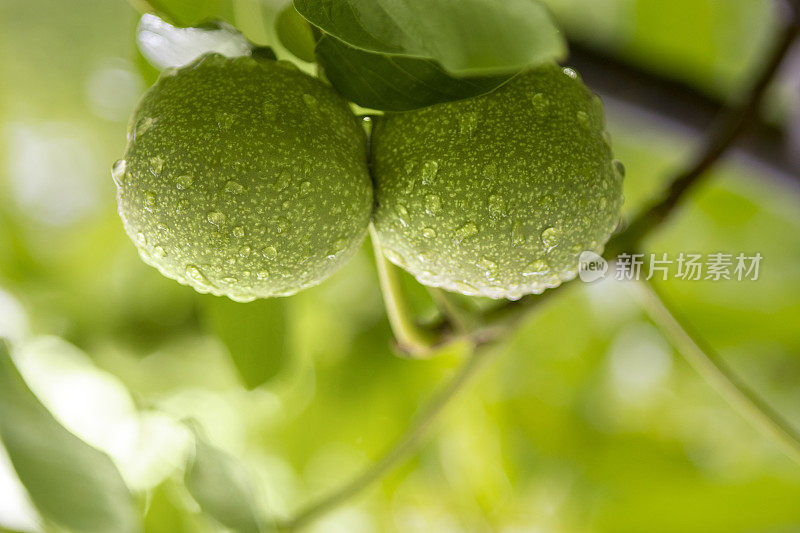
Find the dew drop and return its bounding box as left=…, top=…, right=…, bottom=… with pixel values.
left=256, top=270, right=270, bottom=280
left=458, top=111, right=478, bottom=136
left=135, top=116, right=155, bottom=138
left=523, top=260, right=549, bottom=276
left=530, top=93, right=549, bottom=112
left=136, top=232, right=146, bottom=245
left=262, top=245, right=277, bottom=260
left=384, top=249, right=407, bottom=268
left=511, top=220, right=526, bottom=247
left=483, top=163, right=497, bottom=181
left=239, top=245, right=251, bottom=257
left=216, top=110, right=234, bottom=130
left=144, top=191, right=156, bottom=212
left=148, top=156, right=164, bottom=176
left=221, top=276, right=238, bottom=284
left=425, top=194, right=442, bottom=215
left=185, top=265, right=212, bottom=287
left=225, top=180, right=245, bottom=194
left=454, top=222, right=478, bottom=243
left=111, top=159, right=127, bottom=188
left=276, top=168, right=292, bottom=190
left=577, top=110, right=590, bottom=128
left=396, top=204, right=409, bottom=227
left=562, top=67, right=579, bottom=80
left=422, top=227, right=437, bottom=239
left=612, top=159, right=626, bottom=178
left=591, top=95, right=605, bottom=123
left=152, top=245, right=166, bottom=258
left=538, top=193, right=554, bottom=210
left=176, top=175, right=194, bottom=190
left=454, top=280, right=477, bottom=294
left=207, top=211, right=225, bottom=227
left=302, top=93, right=318, bottom=110
left=602, top=130, right=613, bottom=148
left=541, top=226, right=561, bottom=250
left=417, top=252, right=432, bottom=263
left=488, top=194, right=504, bottom=216
left=477, top=257, right=497, bottom=273
left=421, top=160, right=439, bottom=185
left=232, top=226, right=245, bottom=238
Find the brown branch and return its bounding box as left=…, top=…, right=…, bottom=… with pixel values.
left=632, top=279, right=800, bottom=465
left=607, top=3, right=800, bottom=255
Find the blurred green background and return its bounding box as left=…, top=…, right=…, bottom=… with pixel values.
left=1, top=0, right=799, bottom=531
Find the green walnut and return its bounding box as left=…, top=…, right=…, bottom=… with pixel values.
left=114, top=53, right=373, bottom=301
left=371, top=64, right=624, bottom=300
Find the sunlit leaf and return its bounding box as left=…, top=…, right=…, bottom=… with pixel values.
left=0, top=340, right=139, bottom=533
left=136, top=0, right=236, bottom=28
left=136, top=13, right=252, bottom=70
left=201, top=295, right=289, bottom=389
left=184, top=426, right=264, bottom=533
left=275, top=4, right=317, bottom=63
left=145, top=480, right=211, bottom=533
left=316, top=36, right=511, bottom=111
left=294, top=0, right=566, bottom=75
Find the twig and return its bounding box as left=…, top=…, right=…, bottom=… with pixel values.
left=607, top=5, right=800, bottom=254
left=631, top=279, right=800, bottom=464
left=426, top=288, right=475, bottom=333
left=369, top=225, right=440, bottom=357
left=276, top=346, right=494, bottom=531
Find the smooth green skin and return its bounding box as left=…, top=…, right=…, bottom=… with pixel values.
left=371, top=64, right=624, bottom=300
left=115, top=53, right=373, bottom=301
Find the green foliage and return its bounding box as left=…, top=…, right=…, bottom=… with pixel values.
left=274, top=4, right=316, bottom=63
left=293, top=0, right=567, bottom=76
left=200, top=295, right=289, bottom=389
left=138, top=0, right=236, bottom=28
left=287, top=0, right=566, bottom=110
left=0, top=341, right=138, bottom=533
left=1, top=0, right=800, bottom=532
left=185, top=426, right=265, bottom=533
left=371, top=64, right=623, bottom=299
left=314, top=36, right=512, bottom=111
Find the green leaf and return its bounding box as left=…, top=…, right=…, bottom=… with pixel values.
left=138, top=0, right=236, bottom=28
left=185, top=427, right=264, bottom=533
left=294, top=0, right=567, bottom=75
left=316, top=36, right=512, bottom=111
left=200, top=295, right=288, bottom=389
left=275, top=4, right=317, bottom=63
left=0, top=340, right=139, bottom=533
left=145, top=481, right=211, bottom=533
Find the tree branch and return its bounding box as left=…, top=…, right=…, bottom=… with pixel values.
left=275, top=3, right=800, bottom=528
left=607, top=5, right=800, bottom=254
left=276, top=346, right=494, bottom=531
left=369, top=225, right=442, bottom=357
left=631, top=279, right=800, bottom=465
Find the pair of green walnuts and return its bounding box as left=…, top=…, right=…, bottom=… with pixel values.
left=115, top=53, right=624, bottom=302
